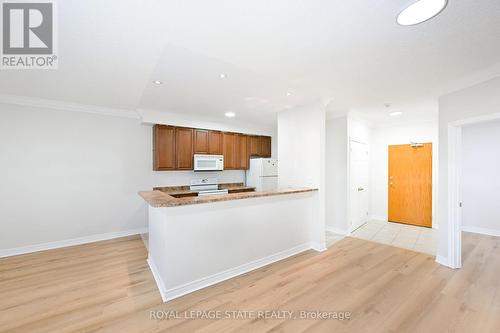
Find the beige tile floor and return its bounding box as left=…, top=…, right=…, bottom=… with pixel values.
left=350, top=220, right=437, bottom=255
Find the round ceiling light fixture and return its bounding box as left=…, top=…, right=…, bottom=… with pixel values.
left=224, top=112, right=236, bottom=118
left=153, top=80, right=162, bottom=85
left=397, top=0, right=447, bottom=26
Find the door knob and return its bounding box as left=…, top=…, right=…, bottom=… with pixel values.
left=357, top=187, right=364, bottom=191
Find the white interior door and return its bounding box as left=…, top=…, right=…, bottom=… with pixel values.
left=350, top=140, right=370, bottom=232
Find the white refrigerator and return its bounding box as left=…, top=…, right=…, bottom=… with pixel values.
left=246, top=158, right=278, bottom=192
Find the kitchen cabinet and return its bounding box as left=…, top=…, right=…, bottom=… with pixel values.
left=249, top=135, right=272, bottom=158
left=153, top=124, right=271, bottom=171
left=249, top=136, right=261, bottom=156
left=260, top=136, right=272, bottom=158
left=222, top=132, right=237, bottom=169
left=194, top=129, right=209, bottom=153
left=208, top=131, right=223, bottom=155
left=153, top=125, right=176, bottom=170
left=236, top=134, right=249, bottom=169
left=175, top=127, right=194, bottom=169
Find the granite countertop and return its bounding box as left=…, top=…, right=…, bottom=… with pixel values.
left=153, top=183, right=256, bottom=196
left=139, top=187, right=318, bottom=208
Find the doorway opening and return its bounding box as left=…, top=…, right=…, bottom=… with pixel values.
left=347, top=115, right=438, bottom=256
left=447, top=113, right=500, bottom=269
left=325, top=109, right=439, bottom=256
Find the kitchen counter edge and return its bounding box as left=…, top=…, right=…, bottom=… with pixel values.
left=139, top=188, right=318, bottom=208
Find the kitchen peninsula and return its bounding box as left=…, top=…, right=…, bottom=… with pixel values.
left=139, top=185, right=323, bottom=302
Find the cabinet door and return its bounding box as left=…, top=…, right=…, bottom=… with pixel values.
left=222, top=132, right=237, bottom=169
left=194, top=129, right=209, bottom=153
left=153, top=125, right=176, bottom=170
left=236, top=134, right=249, bottom=169
left=208, top=131, right=223, bottom=155
left=260, top=136, right=272, bottom=158
left=249, top=135, right=261, bottom=156
left=175, top=127, right=194, bottom=169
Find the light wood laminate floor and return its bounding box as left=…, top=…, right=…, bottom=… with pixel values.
left=1, top=232, right=499, bottom=332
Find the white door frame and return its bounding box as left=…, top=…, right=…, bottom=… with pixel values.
left=447, top=112, right=500, bottom=269
left=446, top=124, right=462, bottom=269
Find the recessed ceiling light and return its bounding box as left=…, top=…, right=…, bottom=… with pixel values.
left=389, top=111, right=403, bottom=117
left=220, top=74, right=226, bottom=79
left=286, top=92, right=292, bottom=96
left=397, top=0, right=447, bottom=26
left=224, top=112, right=235, bottom=118
left=153, top=80, right=162, bottom=85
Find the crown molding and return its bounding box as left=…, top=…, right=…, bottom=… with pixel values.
left=439, top=63, right=500, bottom=97
left=0, top=93, right=141, bottom=120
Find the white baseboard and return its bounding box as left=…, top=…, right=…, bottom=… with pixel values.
left=147, top=257, right=168, bottom=302
left=436, top=254, right=462, bottom=269
left=0, top=228, right=148, bottom=258
left=435, top=255, right=448, bottom=267
left=325, top=226, right=348, bottom=235
left=462, top=226, right=500, bottom=237
left=151, top=242, right=312, bottom=302
left=310, top=241, right=327, bottom=252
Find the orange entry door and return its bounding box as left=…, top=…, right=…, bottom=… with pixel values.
left=388, top=143, right=432, bottom=228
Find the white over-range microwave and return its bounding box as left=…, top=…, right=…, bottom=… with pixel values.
left=193, top=154, right=224, bottom=171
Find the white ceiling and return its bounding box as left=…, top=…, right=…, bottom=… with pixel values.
left=1, top=0, right=500, bottom=126
left=351, top=100, right=439, bottom=128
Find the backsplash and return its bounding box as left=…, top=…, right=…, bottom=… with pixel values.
left=149, top=170, right=245, bottom=187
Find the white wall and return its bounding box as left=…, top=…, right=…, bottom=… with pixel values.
left=0, top=103, right=274, bottom=253
left=370, top=122, right=438, bottom=226
left=348, top=116, right=371, bottom=144
left=438, top=75, right=500, bottom=263
left=325, top=117, right=348, bottom=233
left=277, top=102, right=326, bottom=249
left=461, top=119, right=500, bottom=236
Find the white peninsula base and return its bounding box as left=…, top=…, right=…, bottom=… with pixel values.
left=146, top=190, right=324, bottom=302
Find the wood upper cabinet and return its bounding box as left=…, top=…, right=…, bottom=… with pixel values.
left=208, top=131, right=223, bottom=155
left=249, top=136, right=261, bottom=156
left=153, top=125, right=176, bottom=170
left=175, top=127, right=194, bottom=169
left=222, top=132, right=237, bottom=169
left=194, top=129, right=209, bottom=153
left=236, top=134, right=249, bottom=169
left=248, top=135, right=271, bottom=158
left=153, top=125, right=271, bottom=171
left=260, top=136, right=272, bottom=158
